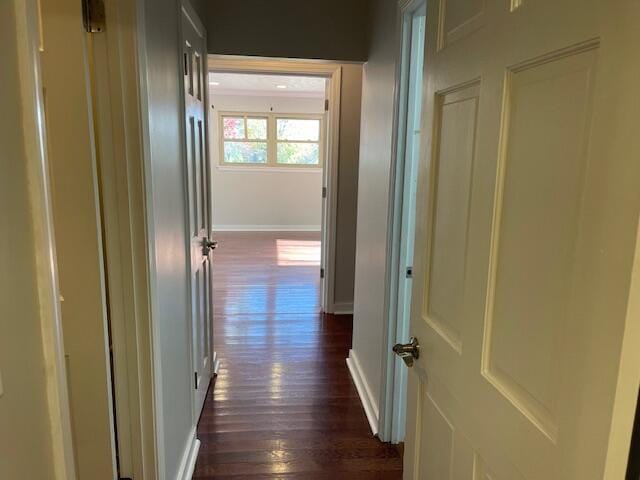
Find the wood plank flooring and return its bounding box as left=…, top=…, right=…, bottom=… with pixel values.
left=194, top=231, right=403, bottom=479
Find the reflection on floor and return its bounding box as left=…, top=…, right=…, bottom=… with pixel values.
left=194, top=231, right=404, bottom=479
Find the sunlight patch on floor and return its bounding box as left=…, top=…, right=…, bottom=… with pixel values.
left=275, top=239, right=321, bottom=266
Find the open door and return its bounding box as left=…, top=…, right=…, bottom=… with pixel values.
left=399, top=0, right=640, bottom=478
left=40, top=0, right=117, bottom=477
left=181, top=2, right=213, bottom=418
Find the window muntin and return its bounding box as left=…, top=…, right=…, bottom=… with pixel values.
left=219, top=112, right=323, bottom=168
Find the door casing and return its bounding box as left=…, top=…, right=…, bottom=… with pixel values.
left=379, top=0, right=427, bottom=444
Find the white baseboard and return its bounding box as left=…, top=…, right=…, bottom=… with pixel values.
left=333, top=302, right=354, bottom=315
left=213, top=224, right=321, bottom=232
left=212, top=351, right=220, bottom=376
left=176, top=427, right=200, bottom=480
left=346, top=350, right=379, bottom=436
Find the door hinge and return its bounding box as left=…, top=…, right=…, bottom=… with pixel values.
left=322, top=186, right=327, bottom=199
left=405, top=266, right=413, bottom=278
left=324, top=99, right=329, bottom=111
left=194, top=372, right=198, bottom=390
left=320, top=267, right=325, bottom=279
left=82, top=0, right=106, bottom=33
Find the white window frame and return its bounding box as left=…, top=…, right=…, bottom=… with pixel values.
left=218, top=111, right=325, bottom=169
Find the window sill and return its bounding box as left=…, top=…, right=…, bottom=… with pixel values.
left=216, top=165, right=323, bottom=173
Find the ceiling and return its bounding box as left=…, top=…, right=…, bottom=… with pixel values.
left=208, top=73, right=326, bottom=98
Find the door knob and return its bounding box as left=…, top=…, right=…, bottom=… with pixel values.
left=202, top=238, right=218, bottom=256
left=393, top=337, right=420, bottom=367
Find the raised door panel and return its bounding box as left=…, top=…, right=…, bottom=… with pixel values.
left=424, top=82, right=480, bottom=354
left=416, top=382, right=503, bottom=480
left=437, top=0, right=485, bottom=50
left=482, top=45, right=598, bottom=443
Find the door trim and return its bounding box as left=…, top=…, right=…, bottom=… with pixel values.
left=207, top=55, right=343, bottom=314
left=379, top=0, right=426, bottom=444
left=88, top=0, right=159, bottom=477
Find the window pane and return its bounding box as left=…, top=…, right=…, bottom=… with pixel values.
left=277, top=143, right=320, bottom=165
left=222, top=117, right=245, bottom=139
left=224, top=142, right=267, bottom=163
left=276, top=118, right=320, bottom=141
left=247, top=117, right=267, bottom=140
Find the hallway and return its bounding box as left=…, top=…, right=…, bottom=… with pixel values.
left=194, top=232, right=403, bottom=479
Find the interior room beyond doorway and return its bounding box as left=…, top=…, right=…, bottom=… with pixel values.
left=209, top=72, right=326, bottom=233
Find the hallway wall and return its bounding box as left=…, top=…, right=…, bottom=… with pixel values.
left=334, top=65, right=364, bottom=311
left=200, top=0, right=369, bottom=62
left=351, top=0, right=399, bottom=429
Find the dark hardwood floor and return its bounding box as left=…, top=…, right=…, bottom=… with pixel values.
left=194, top=231, right=404, bottom=479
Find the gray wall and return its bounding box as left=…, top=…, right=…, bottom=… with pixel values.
left=351, top=0, right=398, bottom=415
left=202, top=0, right=369, bottom=62
left=334, top=64, right=363, bottom=308
left=140, top=0, right=194, bottom=477
left=0, top=2, right=57, bottom=477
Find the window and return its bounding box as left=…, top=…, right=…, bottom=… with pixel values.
left=219, top=112, right=324, bottom=168
left=276, top=118, right=321, bottom=165
left=221, top=115, right=268, bottom=164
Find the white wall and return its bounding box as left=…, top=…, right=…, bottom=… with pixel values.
left=209, top=93, right=324, bottom=231
left=350, top=0, right=399, bottom=429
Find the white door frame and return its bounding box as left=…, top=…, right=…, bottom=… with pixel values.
left=86, top=0, right=159, bottom=477
left=206, top=55, right=342, bottom=314
left=379, top=0, right=427, bottom=444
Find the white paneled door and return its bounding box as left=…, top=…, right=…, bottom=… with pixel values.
left=402, top=0, right=640, bottom=478
left=182, top=3, right=213, bottom=419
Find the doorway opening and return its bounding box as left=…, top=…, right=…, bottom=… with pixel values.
left=207, top=71, right=327, bottom=308
left=207, top=58, right=344, bottom=315
left=192, top=58, right=402, bottom=477
left=380, top=0, right=426, bottom=444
